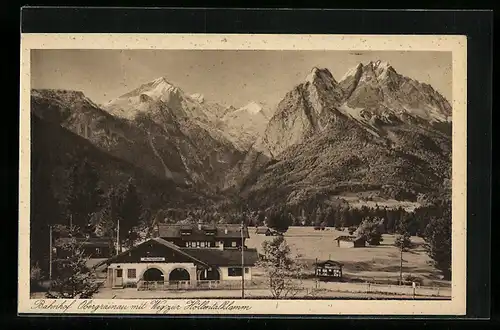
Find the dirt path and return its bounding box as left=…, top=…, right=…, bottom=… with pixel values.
left=91, top=287, right=449, bottom=300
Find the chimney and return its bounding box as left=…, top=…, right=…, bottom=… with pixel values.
left=198, top=220, right=202, bottom=230
left=224, top=227, right=228, bottom=235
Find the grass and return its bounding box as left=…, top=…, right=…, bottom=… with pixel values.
left=246, top=226, right=450, bottom=288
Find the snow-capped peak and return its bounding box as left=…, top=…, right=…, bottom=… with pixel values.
left=190, top=93, right=205, bottom=103
left=237, top=101, right=263, bottom=115
left=141, top=76, right=182, bottom=101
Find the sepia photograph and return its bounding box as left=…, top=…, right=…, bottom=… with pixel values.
left=19, top=34, right=467, bottom=315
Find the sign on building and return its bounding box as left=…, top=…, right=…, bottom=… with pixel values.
left=140, top=257, right=165, bottom=262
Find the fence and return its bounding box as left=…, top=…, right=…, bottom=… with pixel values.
left=312, top=280, right=451, bottom=297
left=135, top=279, right=450, bottom=297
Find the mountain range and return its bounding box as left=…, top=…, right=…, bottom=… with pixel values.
left=31, top=60, right=452, bottom=213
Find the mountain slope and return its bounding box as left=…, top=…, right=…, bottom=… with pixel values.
left=32, top=86, right=244, bottom=190
left=102, top=77, right=246, bottom=186
left=31, top=114, right=208, bottom=214
left=239, top=63, right=452, bottom=209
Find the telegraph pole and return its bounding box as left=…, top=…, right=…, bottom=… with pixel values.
left=399, top=245, right=403, bottom=285
left=241, top=220, right=245, bottom=299
left=116, top=218, right=120, bottom=256
left=48, top=225, right=53, bottom=280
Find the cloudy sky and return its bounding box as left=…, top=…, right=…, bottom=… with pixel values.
left=31, top=50, right=452, bottom=109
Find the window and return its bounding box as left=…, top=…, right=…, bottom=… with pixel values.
left=244, top=268, right=249, bottom=274
left=215, top=241, right=220, bottom=247
left=95, top=247, right=101, bottom=255
left=196, top=242, right=201, bottom=248
left=116, top=269, right=123, bottom=278
left=127, top=269, right=136, bottom=279
left=200, top=242, right=206, bottom=248
left=231, top=241, right=236, bottom=247
left=228, top=267, right=243, bottom=277
left=185, top=242, right=189, bottom=247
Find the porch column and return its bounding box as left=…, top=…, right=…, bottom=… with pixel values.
left=189, top=266, right=197, bottom=288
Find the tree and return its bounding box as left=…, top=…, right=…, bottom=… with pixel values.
left=356, top=217, right=384, bottom=245
left=266, top=207, right=290, bottom=233
left=66, top=159, right=104, bottom=231
left=394, top=233, right=412, bottom=250
left=46, top=226, right=101, bottom=298
left=424, top=215, right=451, bottom=280
left=257, top=236, right=306, bottom=299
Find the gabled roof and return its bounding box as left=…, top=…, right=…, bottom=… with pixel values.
left=335, top=235, right=364, bottom=242
left=255, top=227, right=270, bottom=234
left=314, top=259, right=344, bottom=267
left=94, top=238, right=209, bottom=268
left=157, top=224, right=249, bottom=239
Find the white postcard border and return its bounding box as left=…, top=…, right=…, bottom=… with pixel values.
left=19, top=33, right=467, bottom=316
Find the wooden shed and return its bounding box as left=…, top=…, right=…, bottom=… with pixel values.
left=255, top=227, right=271, bottom=235
left=334, top=235, right=366, bottom=248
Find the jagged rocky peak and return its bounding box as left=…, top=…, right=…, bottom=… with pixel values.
left=340, top=63, right=364, bottom=81
left=305, top=67, right=338, bottom=87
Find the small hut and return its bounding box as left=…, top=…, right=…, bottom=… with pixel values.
left=314, top=260, right=343, bottom=280
left=255, top=227, right=271, bottom=235
left=334, top=235, right=366, bottom=248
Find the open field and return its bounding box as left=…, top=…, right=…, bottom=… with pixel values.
left=246, top=226, right=450, bottom=288
left=334, top=193, right=422, bottom=212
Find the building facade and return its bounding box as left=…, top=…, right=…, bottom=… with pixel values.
left=314, top=260, right=343, bottom=281
left=100, top=223, right=259, bottom=289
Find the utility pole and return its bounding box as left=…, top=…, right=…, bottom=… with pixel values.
left=116, top=218, right=120, bottom=256
left=399, top=245, right=403, bottom=285
left=241, top=220, right=245, bottom=299
left=49, top=225, right=53, bottom=281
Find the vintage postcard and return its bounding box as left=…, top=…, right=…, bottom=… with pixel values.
left=19, top=34, right=467, bottom=315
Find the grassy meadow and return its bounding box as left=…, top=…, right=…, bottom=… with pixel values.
left=246, top=226, right=450, bottom=288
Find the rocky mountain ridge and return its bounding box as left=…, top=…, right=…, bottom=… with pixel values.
left=31, top=60, right=452, bottom=210
left=234, top=62, right=452, bottom=208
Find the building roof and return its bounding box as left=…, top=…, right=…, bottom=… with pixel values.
left=314, top=260, right=344, bottom=267
left=95, top=238, right=209, bottom=268
left=335, top=235, right=364, bottom=242
left=157, top=224, right=250, bottom=240
left=255, top=227, right=270, bottom=234
left=180, top=248, right=260, bottom=267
